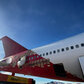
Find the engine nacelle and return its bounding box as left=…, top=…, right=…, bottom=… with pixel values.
left=17, top=56, right=26, bottom=68
left=0, top=57, right=12, bottom=66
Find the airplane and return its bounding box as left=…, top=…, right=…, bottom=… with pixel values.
left=0, top=33, right=84, bottom=82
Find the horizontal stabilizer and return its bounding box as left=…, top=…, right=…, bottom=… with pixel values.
left=0, top=36, right=27, bottom=57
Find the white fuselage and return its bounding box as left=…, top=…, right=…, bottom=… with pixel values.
left=32, top=33, right=84, bottom=80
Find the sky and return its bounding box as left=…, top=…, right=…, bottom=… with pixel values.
left=0, top=0, right=84, bottom=84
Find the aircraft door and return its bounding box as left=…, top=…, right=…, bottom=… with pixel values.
left=53, top=63, right=66, bottom=77
left=79, top=56, right=84, bottom=76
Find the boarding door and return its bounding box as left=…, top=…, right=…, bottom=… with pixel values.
left=79, top=56, right=84, bottom=76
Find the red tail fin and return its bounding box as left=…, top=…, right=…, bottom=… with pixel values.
left=1, top=36, right=27, bottom=57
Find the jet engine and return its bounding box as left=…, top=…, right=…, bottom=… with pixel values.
left=0, top=57, right=12, bottom=66
left=17, top=56, right=26, bottom=68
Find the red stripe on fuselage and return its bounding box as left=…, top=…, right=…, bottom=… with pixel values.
left=0, top=51, right=84, bottom=82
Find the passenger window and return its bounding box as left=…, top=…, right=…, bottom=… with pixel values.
left=46, top=52, right=48, bottom=55
left=30, top=57, right=32, bottom=60
left=32, top=57, right=33, bottom=60
left=34, top=56, right=36, bottom=59
left=50, top=51, right=52, bottom=54
left=53, top=50, right=56, bottom=54
left=70, top=46, right=74, bottom=49
left=57, top=49, right=60, bottom=53
left=30, top=57, right=31, bottom=60
left=81, top=43, right=84, bottom=47
left=66, top=47, right=69, bottom=50
left=37, top=56, right=39, bottom=58
left=61, top=48, right=64, bottom=52
left=75, top=45, right=79, bottom=48
left=43, top=53, right=45, bottom=56
left=29, top=57, right=30, bottom=60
